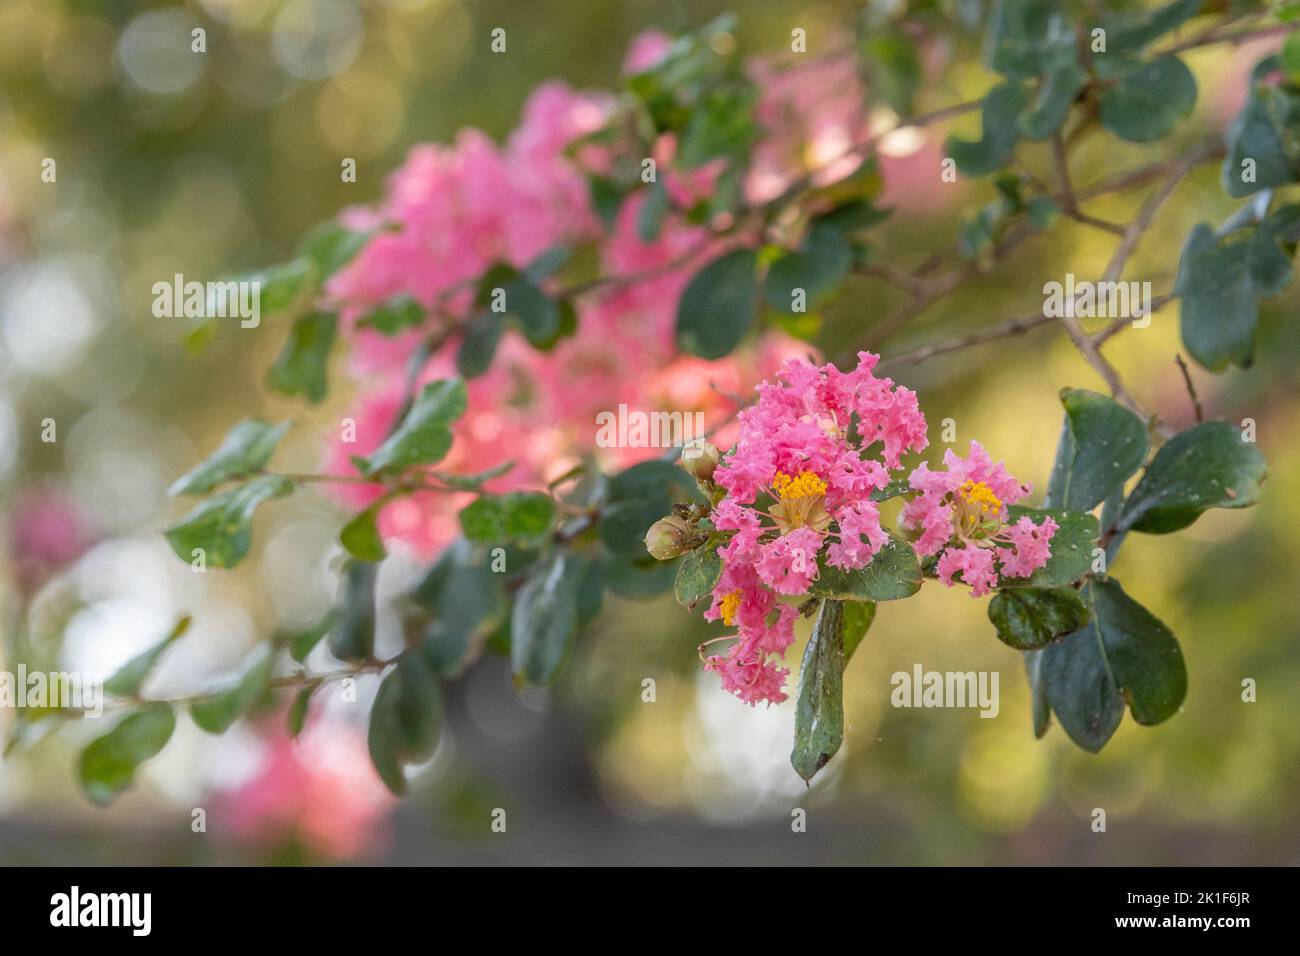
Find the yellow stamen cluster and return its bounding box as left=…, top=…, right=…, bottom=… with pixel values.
left=773, top=470, right=828, bottom=500
left=959, top=479, right=1002, bottom=515
left=719, top=589, right=742, bottom=627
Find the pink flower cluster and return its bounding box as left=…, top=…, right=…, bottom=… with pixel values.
left=900, top=441, right=1058, bottom=597
left=320, top=34, right=958, bottom=559
left=701, top=351, right=928, bottom=705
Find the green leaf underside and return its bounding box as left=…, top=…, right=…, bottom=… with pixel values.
left=103, top=616, right=192, bottom=698
left=1040, top=577, right=1186, bottom=753
left=189, top=645, right=273, bottom=734
left=329, top=560, right=377, bottom=662
left=267, top=311, right=337, bottom=404
left=791, top=599, right=846, bottom=783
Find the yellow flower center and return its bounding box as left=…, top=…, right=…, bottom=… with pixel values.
left=773, top=470, right=829, bottom=500
left=719, top=589, right=742, bottom=627
left=959, top=480, right=1002, bottom=515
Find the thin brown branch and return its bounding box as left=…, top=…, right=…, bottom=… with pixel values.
left=1174, top=353, right=1204, bottom=423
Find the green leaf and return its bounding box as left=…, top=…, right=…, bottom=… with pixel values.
left=267, top=310, right=337, bottom=404
left=601, top=553, right=678, bottom=600
left=103, top=616, right=191, bottom=698
left=431, top=460, right=513, bottom=491
left=1025, top=649, right=1051, bottom=737
left=356, top=378, right=468, bottom=476
left=299, top=222, right=372, bottom=279
left=1041, top=578, right=1186, bottom=752
left=500, top=274, right=561, bottom=348
left=1175, top=216, right=1295, bottom=371
left=947, top=82, right=1031, bottom=176
left=511, top=551, right=579, bottom=688
left=329, top=560, right=377, bottom=662
left=418, top=545, right=506, bottom=678
left=810, top=538, right=922, bottom=602
left=842, top=601, right=876, bottom=662
left=674, top=544, right=722, bottom=611
left=676, top=249, right=759, bottom=359
left=368, top=649, right=443, bottom=794
left=988, top=586, right=1089, bottom=650
left=458, top=492, right=556, bottom=545
left=791, top=599, right=845, bottom=783
left=1019, top=59, right=1085, bottom=140
left=600, top=459, right=704, bottom=560
left=677, top=84, right=757, bottom=168
left=1099, top=0, right=1200, bottom=56
left=983, top=0, right=1073, bottom=80
left=1000, top=508, right=1099, bottom=588
left=247, top=257, right=313, bottom=317
left=189, top=645, right=274, bottom=734
left=1097, top=56, right=1196, bottom=143
left=78, top=703, right=176, bottom=806
left=1222, top=57, right=1300, bottom=198
left=637, top=178, right=669, bottom=242
left=1045, top=388, right=1149, bottom=512
left=456, top=311, right=505, bottom=378
left=288, top=615, right=335, bottom=663
left=170, top=419, right=290, bottom=496
left=164, top=474, right=293, bottom=569
left=863, top=32, right=921, bottom=116
left=287, top=682, right=318, bottom=738
left=1118, top=421, right=1268, bottom=534
left=763, top=223, right=852, bottom=312
left=358, top=295, right=425, bottom=336
left=340, top=501, right=388, bottom=562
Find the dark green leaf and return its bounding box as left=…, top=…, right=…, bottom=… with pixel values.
left=791, top=599, right=845, bottom=783
left=456, top=311, right=505, bottom=378
left=988, top=586, right=1089, bottom=650
left=78, top=703, right=176, bottom=806
left=983, top=0, right=1073, bottom=79
left=1019, top=59, right=1085, bottom=140
left=763, top=223, right=852, bottom=312
left=1045, top=388, right=1149, bottom=512
left=676, top=249, right=759, bottom=359
left=329, top=560, right=377, bottom=662
left=600, top=459, right=704, bottom=560
left=368, top=649, right=443, bottom=794
left=637, top=179, right=669, bottom=243
left=511, top=551, right=579, bottom=687
left=267, top=310, right=337, bottom=404
left=164, top=474, right=293, bottom=569
left=1222, top=57, right=1300, bottom=198
left=948, top=82, right=1031, bottom=176
left=1119, top=421, right=1268, bottom=534
left=1100, top=0, right=1200, bottom=56
left=288, top=615, right=335, bottom=663
left=419, top=549, right=506, bottom=679
left=287, top=682, right=318, bottom=738
left=103, top=616, right=191, bottom=698
left=356, top=378, right=468, bottom=476
left=1097, top=56, right=1196, bottom=143
left=1041, top=578, right=1186, bottom=752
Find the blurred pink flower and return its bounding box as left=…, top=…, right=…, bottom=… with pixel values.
left=218, top=718, right=394, bottom=860
left=8, top=485, right=93, bottom=593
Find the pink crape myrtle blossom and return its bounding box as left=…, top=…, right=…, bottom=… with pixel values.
left=700, top=351, right=928, bottom=705
left=900, top=440, right=1058, bottom=597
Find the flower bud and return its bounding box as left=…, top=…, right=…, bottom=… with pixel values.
left=679, top=439, right=720, bottom=482
left=645, top=515, right=692, bottom=560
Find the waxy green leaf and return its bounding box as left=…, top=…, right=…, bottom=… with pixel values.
left=356, top=378, right=468, bottom=476
left=79, top=703, right=176, bottom=806
left=164, top=474, right=293, bottom=569
left=791, top=599, right=845, bottom=783
left=988, top=586, right=1089, bottom=650
left=1045, top=388, right=1149, bottom=513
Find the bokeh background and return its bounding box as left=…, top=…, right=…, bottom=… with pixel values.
left=1, top=0, right=1298, bottom=865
